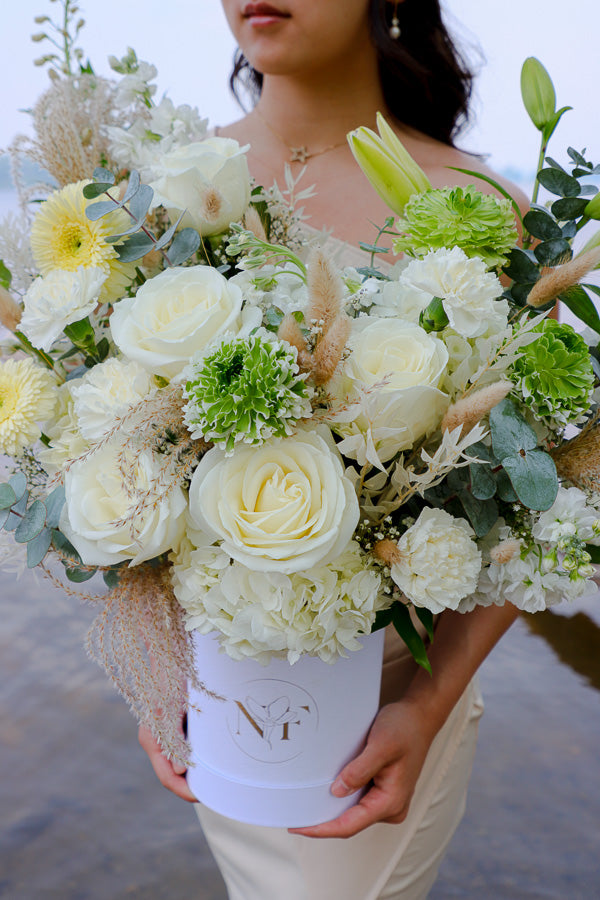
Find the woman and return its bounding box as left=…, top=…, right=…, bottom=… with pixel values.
left=139, top=1, right=528, bottom=896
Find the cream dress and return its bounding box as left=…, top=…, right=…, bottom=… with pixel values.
left=194, top=226, right=484, bottom=900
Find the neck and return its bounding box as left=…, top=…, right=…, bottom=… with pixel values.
left=254, top=46, right=386, bottom=149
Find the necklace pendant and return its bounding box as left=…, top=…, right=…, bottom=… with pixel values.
left=290, top=145, right=310, bottom=163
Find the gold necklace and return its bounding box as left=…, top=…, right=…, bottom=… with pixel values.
left=254, top=108, right=348, bottom=164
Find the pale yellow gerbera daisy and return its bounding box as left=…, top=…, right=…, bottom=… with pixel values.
left=0, top=358, right=57, bottom=457
left=30, top=180, right=136, bottom=304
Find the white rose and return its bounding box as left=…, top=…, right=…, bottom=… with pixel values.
left=71, top=357, right=156, bottom=442
left=20, top=267, right=107, bottom=352
left=400, top=247, right=503, bottom=338
left=330, top=317, right=449, bottom=469
left=391, top=507, right=482, bottom=613
left=187, top=428, right=359, bottom=574
left=150, top=137, right=251, bottom=236
left=60, top=441, right=187, bottom=566
left=109, top=265, right=254, bottom=380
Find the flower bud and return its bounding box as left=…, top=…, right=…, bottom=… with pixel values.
left=562, top=556, right=577, bottom=572
left=520, top=57, right=556, bottom=131
left=542, top=552, right=557, bottom=573
left=348, top=112, right=431, bottom=215
left=578, top=564, right=595, bottom=579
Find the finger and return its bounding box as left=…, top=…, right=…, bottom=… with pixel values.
left=138, top=727, right=197, bottom=803
left=290, top=785, right=394, bottom=839
left=331, top=736, right=397, bottom=798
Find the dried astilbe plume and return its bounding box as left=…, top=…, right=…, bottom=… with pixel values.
left=490, top=539, right=522, bottom=564
left=441, top=381, right=512, bottom=437
left=279, top=248, right=350, bottom=385
left=551, top=413, right=600, bottom=491
left=242, top=205, right=268, bottom=243
left=527, top=246, right=600, bottom=308
left=0, top=286, right=22, bottom=332
left=7, top=74, right=120, bottom=207
left=373, top=538, right=401, bottom=567
left=85, top=561, right=224, bottom=765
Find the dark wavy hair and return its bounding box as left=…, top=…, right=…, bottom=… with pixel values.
left=230, top=0, right=476, bottom=147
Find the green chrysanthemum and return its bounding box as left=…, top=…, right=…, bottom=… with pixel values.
left=393, top=185, right=518, bottom=269
left=184, top=332, right=311, bottom=453
left=510, top=319, right=595, bottom=428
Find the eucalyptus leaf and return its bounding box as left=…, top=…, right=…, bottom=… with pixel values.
left=560, top=285, right=600, bottom=335
left=459, top=491, right=498, bottom=538
left=503, top=248, right=540, bottom=284
left=154, top=210, right=186, bottom=252
left=496, top=469, right=518, bottom=503
left=8, top=472, right=27, bottom=503
left=92, top=167, right=115, bottom=184
left=82, top=182, right=114, bottom=200
left=0, top=509, right=8, bottom=529
left=550, top=197, right=589, bottom=220
left=103, top=568, right=122, bottom=589
left=168, top=228, right=201, bottom=266
left=509, top=282, right=536, bottom=305
left=359, top=242, right=389, bottom=254
left=534, top=238, right=572, bottom=267
left=116, top=233, right=156, bottom=262
left=489, top=398, right=537, bottom=461
left=4, top=490, right=29, bottom=531
left=27, top=527, right=52, bottom=567
left=14, top=499, right=46, bottom=543
left=65, top=566, right=97, bottom=583
left=65, top=365, right=88, bottom=382
left=561, top=221, right=577, bottom=240
left=523, top=209, right=562, bottom=241
left=121, top=169, right=141, bottom=204
left=501, top=450, right=558, bottom=511
left=536, top=167, right=580, bottom=198
left=85, top=199, right=120, bottom=221
left=391, top=603, right=431, bottom=674
left=469, top=462, right=496, bottom=500
left=0, top=483, right=17, bottom=510
left=52, top=529, right=82, bottom=565
left=44, top=485, right=66, bottom=529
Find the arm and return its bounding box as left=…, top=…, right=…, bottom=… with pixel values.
left=290, top=601, right=519, bottom=839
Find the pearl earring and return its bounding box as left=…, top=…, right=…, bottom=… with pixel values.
left=389, top=2, right=401, bottom=39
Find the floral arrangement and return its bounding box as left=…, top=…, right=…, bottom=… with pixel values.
left=1, top=6, right=599, bottom=760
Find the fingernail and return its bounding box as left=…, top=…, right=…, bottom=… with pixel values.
left=331, top=778, right=351, bottom=798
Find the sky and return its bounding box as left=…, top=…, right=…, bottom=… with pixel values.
left=1, top=0, right=599, bottom=189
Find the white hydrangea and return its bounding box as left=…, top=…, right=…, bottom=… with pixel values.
left=171, top=537, right=384, bottom=665
left=390, top=507, right=482, bottom=614
left=532, top=486, right=600, bottom=546
left=70, top=357, right=156, bottom=442
left=20, top=267, right=107, bottom=352
left=399, top=247, right=504, bottom=338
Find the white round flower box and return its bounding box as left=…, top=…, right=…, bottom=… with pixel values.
left=186, top=629, right=385, bottom=828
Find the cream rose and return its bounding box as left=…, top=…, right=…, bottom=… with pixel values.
left=330, top=317, right=449, bottom=468
left=109, top=265, right=252, bottom=380
left=60, top=441, right=187, bottom=566
left=391, top=507, right=482, bottom=613
left=187, top=428, right=359, bottom=574
left=149, top=137, right=251, bottom=236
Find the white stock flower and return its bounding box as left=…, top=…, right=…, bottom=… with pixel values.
left=400, top=247, right=503, bottom=338
left=229, top=266, right=309, bottom=317
left=114, top=61, right=158, bottom=107
left=391, top=507, right=482, bottom=613
left=172, top=537, right=384, bottom=664
left=329, top=316, right=449, bottom=469
left=109, top=265, right=257, bottom=381
left=20, top=267, right=107, bottom=352
left=150, top=137, right=251, bottom=236
left=60, top=441, right=187, bottom=566
left=188, top=427, right=359, bottom=574
left=71, top=357, right=156, bottom=442
left=532, top=486, right=600, bottom=545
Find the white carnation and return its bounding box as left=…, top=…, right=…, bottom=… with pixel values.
left=38, top=379, right=89, bottom=476
left=391, top=507, right=482, bottom=613
left=400, top=247, right=503, bottom=338
left=20, top=267, right=107, bottom=352
left=71, top=357, right=156, bottom=442
left=171, top=537, right=384, bottom=664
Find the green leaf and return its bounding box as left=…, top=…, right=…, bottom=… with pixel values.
left=65, top=566, right=97, bottom=583
left=86, top=198, right=120, bottom=221
left=469, top=462, right=496, bottom=500
left=92, top=167, right=115, bottom=184
left=8, top=472, right=27, bottom=503
left=459, top=491, right=498, bottom=538
left=540, top=106, right=572, bottom=145
left=122, top=169, right=141, bottom=204
left=4, top=490, right=29, bottom=531
left=501, top=450, right=558, bottom=511
left=116, top=233, right=155, bottom=262
left=44, top=485, right=65, bottom=529
left=0, top=483, right=17, bottom=510
left=489, top=398, right=537, bottom=461
left=560, top=285, right=600, bottom=335
left=0, top=509, right=8, bottom=529
left=586, top=544, right=600, bottom=564
left=537, top=167, right=580, bottom=198
left=27, top=527, right=52, bottom=567
left=358, top=242, right=389, bottom=254
left=496, top=469, right=518, bottom=503
left=168, top=228, right=201, bottom=266
left=534, top=238, right=572, bottom=266
left=154, top=210, right=186, bottom=252
left=551, top=197, right=589, bottom=220
left=64, top=317, right=97, bottom=354
left=52, top=529, right=81, bottom=565
left=82, top=182, right=114, bottom=200
left=103, top=568, right=122, bottom=589
left=414, top=607, right=435, bottom=643
left=523, top=209, right=562, bottom=241
left=372, top=606, right=394, bottom=632
left=14, top=499, right=46, bottom=543
left=503, top=248, right=540, bottom=284
left=391, top=603, right=431, bottom=674
left=0, top=259, right=12, bottom=290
